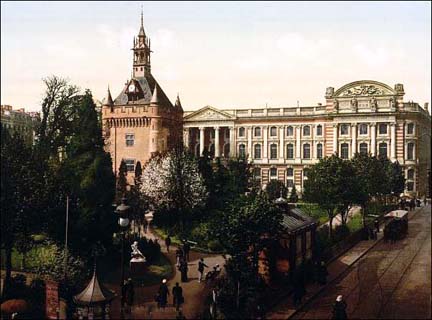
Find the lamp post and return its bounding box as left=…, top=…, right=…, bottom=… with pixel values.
left=115, top=198, right=130, bottom=318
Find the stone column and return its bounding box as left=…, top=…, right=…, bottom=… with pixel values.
left=183, top=128, right=190, bottom=150
left=370, top=123, right=376, bottom=156
left=390, top=123, right=396, bottom=161
left=295, top=126, right=301, bottom=159
left=199, top=126, right=205, bottom=156
left=214, top=126, right=220, bottom=158
left=279, top=126, right=284, bottom=160
left=229, top=127, right=235, bottom=158
left=351, top=123, right=357, bottom=157
left=333, top=124, right=338, bottom=155
left=247, top=127, right=252, bottom=160
left=263, top=126, right=268, bottom=160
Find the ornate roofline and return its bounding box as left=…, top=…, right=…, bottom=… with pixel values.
left=184, top=105, right=236, bottom=121
left=333, top=80, right=396, bottom=98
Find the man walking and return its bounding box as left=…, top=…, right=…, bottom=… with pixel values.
left=198, top=258, right=208, bottom=283
left=332, top=295, right=348, bottom=319
left=165, top=235, right=172, bottom=253
left=158, top=279, right=169, bottom=309
left=172, top=282, right=184, bottom=311
left=183, top=240, right=191, bottom=262
left=180, top=258, right=188, bottom=282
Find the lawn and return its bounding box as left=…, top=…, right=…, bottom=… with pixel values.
left=297, top=203, right=329, bottom=225
left=1, top=244, right=57, bottom=271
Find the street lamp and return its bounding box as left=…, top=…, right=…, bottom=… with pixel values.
left=115, top=197, right=130, bottom=317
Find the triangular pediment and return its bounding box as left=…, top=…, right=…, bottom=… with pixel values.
left=184, top=106, right=234, bottom=121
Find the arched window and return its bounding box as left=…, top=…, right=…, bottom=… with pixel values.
left=379, top=142, right=387, bottom=158
left=254, top=144, right=261, bottom=159
left=317, top=143, right=323, bottom=159
left=303, top=126, right=311, bottom=136
left=238, top=144, right=246, bottom=158
left=286, top=144, right=294, bottom=159
left=270, top=126, right=277, bottom=137
left=253, top=167, right=261, bottom=182
left=316, top=125, right=323, bottom=136
left=407, top=123, right=414, bottom=135
left=359, top=124, right=368, bottom=135
left=286, top=168, right=294, bottom=188
left=238, top=127, right=245, bottom=137
left=287, top=126, right=294, bottom=136
left=340, top=124, right=349, bottom=135
left=359, top=143, right=368, bottom=155
left=378, top=124, right=388, bottom=135
left=303, top=143, right=311, bottom=159
left=407, top=142, right=415, bottom=160
left=341, top=143, right=349, bottom=159
left=270, top=167, right=278, bottom=180
left=270, top=144, right=278, bottom=159
left=254, top=127, right=261, bottom=137
left=407, top=168, right=415, bottom=180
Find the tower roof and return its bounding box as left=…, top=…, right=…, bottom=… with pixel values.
left=151, top=84, right=159, bottom=104
left=175, top=93, right=183, bottom=110
left=138, top=7, right=146, bottom=37
left=104, top=86, right=114, bottom=106
left=73, top=266, right=116, bottom=306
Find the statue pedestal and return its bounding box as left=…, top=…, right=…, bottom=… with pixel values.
left=130, top=260, right=147, bottom=278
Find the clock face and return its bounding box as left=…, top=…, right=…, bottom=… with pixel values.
left=128, top=84, right=135, bottom=92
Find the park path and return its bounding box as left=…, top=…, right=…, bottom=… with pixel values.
left=108, top=226, right=226, bottom=319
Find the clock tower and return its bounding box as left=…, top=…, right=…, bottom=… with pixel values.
left=132, top=9, right=151, bottom=78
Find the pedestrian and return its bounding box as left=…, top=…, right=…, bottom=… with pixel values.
left=126, top=278, right=135, bottom=313
left=374, top=219, right=380, bottom=233
left=332, top=295, right=348, bottom=319
left=165, top=235, right=172, bottom=253
left=180, top=258, right=188, bottom=282
left=158, top=279, right=169, bottom=309
left=410, top=199, right=415, bottom=211
left=317, top=261, right=328, bottom=285
left=183, top=240, right=191, bottom=262
left=176, top=248, right=183, bottom=268
left=172, top=282, right=184, bottom=311
left=198, top=258, right=208, bottom=283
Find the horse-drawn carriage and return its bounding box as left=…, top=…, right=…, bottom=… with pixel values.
left=383, top=210, right=408, bottom=241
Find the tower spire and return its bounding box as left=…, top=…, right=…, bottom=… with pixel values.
left=141, top=5, right=144, bottom=29
left=138, top=6, right=145, bottom=37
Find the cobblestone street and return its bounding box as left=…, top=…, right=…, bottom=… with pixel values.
left=292, top=205, right=431, bottom=319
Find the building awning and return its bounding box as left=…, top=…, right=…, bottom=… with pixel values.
left=73, top=267, right=116, bottom=306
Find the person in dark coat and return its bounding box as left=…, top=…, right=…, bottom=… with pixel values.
left=317, top=261, right=328, bottom=285
left=183, top=241, right=191, bottom=262
left=165, top=235, right=172, bottom=252
left=332, top=295, right=348, bottom=319
left=172, top=282, right=184, bottom=311
left=198, top=258, right=208, bottom=283
left=126, top=278, right=135, bottom=313
left=179, top=258, right=188, bottom=282
left=158, top=279, right=169, bottom=309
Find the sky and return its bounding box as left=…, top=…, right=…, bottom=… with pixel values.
left=1, top=1, right=431, bottom=112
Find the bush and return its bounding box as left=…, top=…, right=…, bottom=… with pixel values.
left=207, top=240, right=223, bottom=252
left=333, top=224, right=350, bottom=242
left=190, top=223, right=210, bottom=244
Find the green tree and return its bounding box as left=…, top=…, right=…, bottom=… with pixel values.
left=288, top=184, right=299, bottom=203
left=116, top=160, right=128, bottom=201
left=265, top=180, right=288, bottom=201
left=303, top=155, right=345, bottom=238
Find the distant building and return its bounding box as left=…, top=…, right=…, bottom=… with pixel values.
left=0, top=105, right=40, bottom=144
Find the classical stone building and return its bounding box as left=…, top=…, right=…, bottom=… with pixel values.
left=184, top=80, right=431, bottom=197
left=0, top=104, right=40, bottom=145
left=101, top=14, right=183, bottom=180
left=101, top=17, right=430, bottom=197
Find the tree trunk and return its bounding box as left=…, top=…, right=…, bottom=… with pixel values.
left=328, top=215, right=333, bottom=239
left=362, top=205, right=367, bottom=229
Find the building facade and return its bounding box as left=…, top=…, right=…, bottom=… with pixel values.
left=101, top=17, right=430, bottom=197
left=184, top=81, right=431, bottom=197
left=0, top=104, right=40, bottom=145
left=101, top=14, right=183, bottom=180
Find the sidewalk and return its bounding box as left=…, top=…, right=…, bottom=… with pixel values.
left=109, top=227, right=225, bottom=319
left=267, top=205, right=424, bottom=319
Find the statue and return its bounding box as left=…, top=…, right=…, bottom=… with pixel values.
left=131, top=241, right=146, bottom=263
left=350, top=98, right=358, bottom=112
left=333, top=99, right=339, bottom=112
left=370, top=97, right=378, bottom=112
left=389, top=97, right=396, bottom=110
left=326, top=87, right=335, bottom=98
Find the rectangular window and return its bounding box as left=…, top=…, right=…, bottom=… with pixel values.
left=316, top=125, right=323, bottom=136
left=407, top=181, right=414, bottom=191
left=287, top=179, right=294, bottom=188
left=125, top=134, right=135, bottom=146
left=124, top=159, right=135, bottom=172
